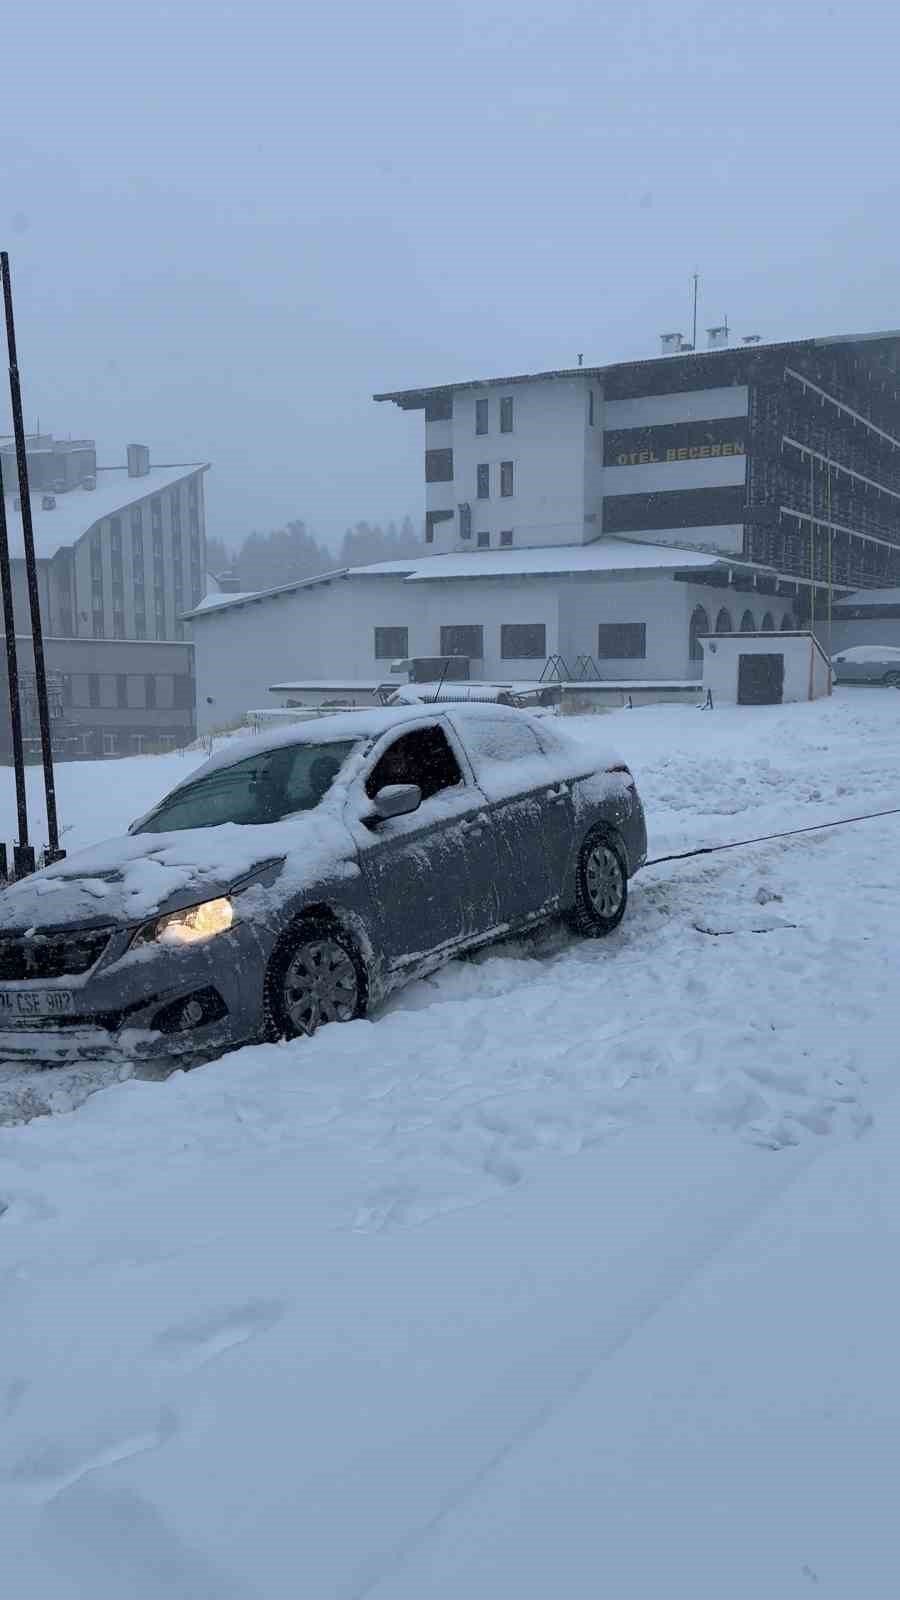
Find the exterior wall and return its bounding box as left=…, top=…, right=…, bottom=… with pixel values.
left=828, top=616, right=900, bottom=653
left=558, top=573, right=700, bottom=681
left=69, top=468, right=207, bottom=645
left=701, top=634, right=829, bottom=703
left=1, top=636, right=195, bottom=759
left=425, top=378, right=592, bottom=554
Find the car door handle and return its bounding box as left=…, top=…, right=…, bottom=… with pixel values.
left=462, top=813, right=490, bottom=837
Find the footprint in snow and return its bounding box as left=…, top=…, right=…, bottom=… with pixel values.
left=152, top=1299, right=285, bottom=1371
left=6, top=1407, right=178, bottom=1501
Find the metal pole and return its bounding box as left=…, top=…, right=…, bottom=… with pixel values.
left=0, top=451, right=29, bottom=846
left=691, top=272, right=699, bottom=351
left=1, top=252, right=61, bottom=858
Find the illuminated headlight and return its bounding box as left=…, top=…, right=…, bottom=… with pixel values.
left=135, top=896, right=236, bottom=948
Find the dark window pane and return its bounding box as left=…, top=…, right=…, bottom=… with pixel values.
left=475, top=398, right=489, bottom=435
left=500, top=397, right=513, bottom=433
left=500, top=461, right=514, bottom=497
left=116, top=674, right=128, bottom=708
left=501, top=623, right=546, bottom=659
left=145, top=674, right=157, bottom=709
left=424, top=392, right=453, bottom=422
left=88, top=673, right=100, bottom=708
left=440, top=624, right=483, bottom=659
left=425, top=448, right=454, bottom=483
left=476, top=463, right=490, bottom=499
left=588, top=390, right=595, bottom=427
left=459, top=504, right=472, bottom=540
left=425, top=510, right=453, bottom=543
left=500, top=529, right=513, bottom=546
left=374, top=626, right=409, bottom=660
left=477, top=531, right=490, bottom=548
left=596, top=622, right=646, bottom=659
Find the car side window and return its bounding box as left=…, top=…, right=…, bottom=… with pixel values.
left=366, top=726, right=463, bottom=802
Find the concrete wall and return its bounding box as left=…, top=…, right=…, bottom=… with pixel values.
left=828, top=617, right=900, bottom=653
left=701, top=634, right=830, bottom=704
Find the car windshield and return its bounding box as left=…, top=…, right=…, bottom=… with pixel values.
left=134, top=739, right=358, bottom=833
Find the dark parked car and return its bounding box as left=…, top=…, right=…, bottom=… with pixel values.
left=0, top=704, right=646, bottom=1065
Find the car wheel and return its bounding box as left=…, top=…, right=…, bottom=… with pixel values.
left=884, top=672, right=900, bottom=688
left=265, top=921, right=368, bottom=1039
left=569, top=827, right=628, bottom=938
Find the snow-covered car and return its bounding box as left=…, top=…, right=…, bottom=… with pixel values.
left=831, top=645, right=900, bottom=686
left=0, top=703, right=646, bottom=1066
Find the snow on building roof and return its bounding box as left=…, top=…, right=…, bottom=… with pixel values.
left=183, top=540, right=749, bottom=621
left=190, top=590, right=257, bottom=612
left=2, top=463, right=207, bottom=561
left=374, top=330, right=900, bottom=407
left=834, top=587, right=900, bottom=608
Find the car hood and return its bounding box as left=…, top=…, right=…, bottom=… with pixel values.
left=0, top=810, right=356, bottom=933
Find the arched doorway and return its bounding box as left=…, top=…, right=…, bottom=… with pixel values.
left=715, top=607, right=733, bottom=634
left=689, top=605, right=710, bottom=662
left=740, top=609, right=756, bottom=632
left=781, top=613, right=795, bottom=630
left=761, top=611, right=775, bottom=631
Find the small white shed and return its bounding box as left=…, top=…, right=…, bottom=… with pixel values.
left=699, top=631, right=832, bottom=705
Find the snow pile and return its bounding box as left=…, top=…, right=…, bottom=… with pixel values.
left=2, top=689, right=900, bottom=1594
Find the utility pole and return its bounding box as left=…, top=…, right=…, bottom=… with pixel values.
left=0, top=451, right=30, bottom=872
left=1, top=251, right=62, bottom=862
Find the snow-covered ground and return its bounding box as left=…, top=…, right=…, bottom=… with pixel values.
left=2, top=690, right=900, bottom=1596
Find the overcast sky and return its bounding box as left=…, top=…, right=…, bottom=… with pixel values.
left=2, top=0, right=898, bottom=550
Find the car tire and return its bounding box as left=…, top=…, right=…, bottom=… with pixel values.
left=884, top=672, right=900, bottom=688
left=568, top=827, right=629, bottom=938
left=265, top=920, right=368, bottom=1040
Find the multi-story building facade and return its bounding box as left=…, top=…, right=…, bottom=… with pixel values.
left=1, top=436, right=209, bottom=643
left=375, top=329, right=900, bottom=610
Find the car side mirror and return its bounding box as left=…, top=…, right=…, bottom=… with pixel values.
left=372, top=783, right=422, bottom=821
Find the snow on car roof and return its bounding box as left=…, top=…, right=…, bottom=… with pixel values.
left=832, top=644, right=900, bottom=662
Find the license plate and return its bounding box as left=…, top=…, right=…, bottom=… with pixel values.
left=0, top=988, right=76, bottom=1020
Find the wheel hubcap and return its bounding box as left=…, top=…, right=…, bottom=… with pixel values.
left=282, top=938, right=359, bottom=1035
left=585, top=844, right=624, bottom=918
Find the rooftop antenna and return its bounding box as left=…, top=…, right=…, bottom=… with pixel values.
left=577, top=353, right=583, bottom=367
left=691, top=271, right=699, bottom=352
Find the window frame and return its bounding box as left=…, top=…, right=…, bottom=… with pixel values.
left=499, top=396, right=514, bottom=434
left=364, top=723, right=465, bottom=803
left=475, top=397, right=489, bottom=435
left=596, top=622, right=647, bottom=660
left=500, top=622, right=546, bottom=660
left=477, top=531, right=490, bottom=549
left=440, top=624, right=484, bottom=660
left=374, top=625, right=409, bottom=661
left=500, top=460, right=514, bottom=498
left=476, top=463, right=490, bottom=500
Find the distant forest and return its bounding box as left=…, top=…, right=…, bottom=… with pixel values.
left=206, top=517, right=424, bottom=594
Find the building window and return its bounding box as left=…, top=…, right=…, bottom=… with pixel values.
left=88, top=673, right=100, bottom=709
left=597, top=622, right=646, bottom=659
left=475, top=398, right=489, bottom=435
left=761, top=611, right=775, bottom=631
left=781, top=613, right=794, bottom=630
left=374, top=626, right=409, bottom=660
left=500, top=396, right=514, bottom=433
left=135, top=618, right=147, bottom=640
left=425, top=510, right=453, bottom=544
left=425, top=448, right=454, bottom=483
left=92, top=615, right=105, bottom=640
left=173, top=674, right=194, bottom=710
left=501, top=623, right=546, bottom=659
left=716, top=607, right=733, bottom=633
left=476, top=463, right=490, bottom=499
left=113, top=612, right=125, bottom=639
left=477, top=531, right=490, bottom=548
left=740, top=609, right=756, bottom=632
left=145, top=674, right=157, bottom=709
left=171, top=489, right=182, bottom=534
left=132, top=734, right=145, bottom=755
left=110, top=517, right=122, bottom=552
left=440, top=624, right=484, bottom=659
left=588, top=390, right=595, bottom=427
left=424, top=392, right=453, bottom=422
left=131, top=507, right=143, bottom=538
left=151, top=497, right=162, bottom=533
left=116, top=674, right=128, bottom=709
left=689, top=605, right=710, bottom=662
left=103, top=733, right=118, bottom=757
left=500, top=461, right=514, bottom=497
left=459, top=504, right=472, bottom=540
left=500, top=529, right=513, bottom=547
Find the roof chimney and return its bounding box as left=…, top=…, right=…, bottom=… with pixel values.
left=127, top=442, right=151, bottom=478
left=707, top=323, right=729, bottom=350
left=660, top=332, right=684, bottom=355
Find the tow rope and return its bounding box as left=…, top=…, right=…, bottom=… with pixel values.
left=644, top=803, right=900, bottom=869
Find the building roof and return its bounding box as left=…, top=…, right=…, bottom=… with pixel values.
left=834, top=587, right=900, bottom=608
left=184, top=539, right=754, bottom=622
left=191, top=590, right=257, bottom=611
left=1, top=463, right=207, bottom=560
left=373, top=330, right=900, bottom=409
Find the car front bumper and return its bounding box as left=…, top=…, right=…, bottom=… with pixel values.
left=0, top=919, right=272, bottom=1068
